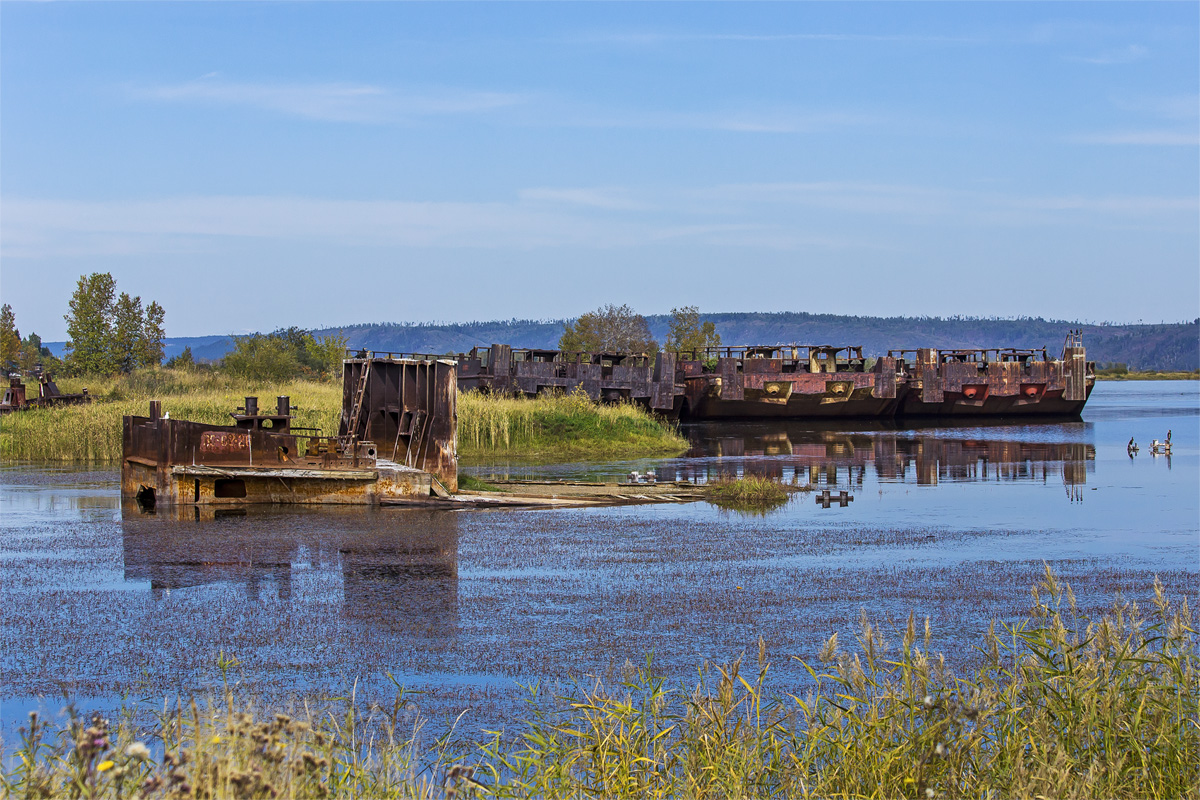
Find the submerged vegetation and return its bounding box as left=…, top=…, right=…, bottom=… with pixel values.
left=0, top=370, right=686, bottom=463
left=703, top=475, right=799, bottom=513
left=3, top=570, right=1195, bottom=798
left=458, top=474, right=504, bottom=493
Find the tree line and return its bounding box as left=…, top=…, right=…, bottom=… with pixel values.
left=59, top=272, right=166, bottom=375
left=2, top=271, right=346, bottom=382
left=559, top=304, right=721, bottom=355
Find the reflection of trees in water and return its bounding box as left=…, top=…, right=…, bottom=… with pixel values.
left=675, top=422, right=1095, bottom=489
left=120, top=504, right=459, bottom=633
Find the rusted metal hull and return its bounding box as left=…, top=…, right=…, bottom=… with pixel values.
left=121, top=353, right=458, bottom=505
left=684, top=394, right=900, bottom=418
left=896, top=386, right=1093, bottom=417
left=458, top=342, right=1094, bottom=421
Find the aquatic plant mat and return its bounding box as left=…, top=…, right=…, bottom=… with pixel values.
left=0, top=370, right=686, bottom=462
left=703, top=475, right=810, bottom=513
left=4, top=569, right=1195, bottom=799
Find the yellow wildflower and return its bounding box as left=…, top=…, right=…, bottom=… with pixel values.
left=97, top=760, right=115, bottom=772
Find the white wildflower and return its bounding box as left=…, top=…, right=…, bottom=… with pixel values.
left=125, top=742, right=151, bottom=761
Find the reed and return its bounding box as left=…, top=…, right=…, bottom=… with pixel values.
left=704, top=475, right=793, bottom=512
left=456, top=388, right=687, bottom=459
left=4, top=570, right=1195, bottom=798
left=1096, top=370, right=1200, bottom=381
left=1, top=370, right=342, bottom=463
left=1, top=371, right=687, bottom=462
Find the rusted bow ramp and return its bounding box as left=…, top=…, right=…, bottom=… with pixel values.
left=383, top=480, right=707, bottom=509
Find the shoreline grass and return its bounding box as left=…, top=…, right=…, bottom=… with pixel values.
left=2, top=569, right=1194, bottom=798
left=456, top=388, right=687, bottom=460
left=1, top=370, right=687, bottom=463
left=458, top=474, right=504, bottom=493
left=1096, top=370, right=1199, bottom=381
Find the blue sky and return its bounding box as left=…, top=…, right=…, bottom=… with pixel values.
left=2, top=2, right=1197, bottom=340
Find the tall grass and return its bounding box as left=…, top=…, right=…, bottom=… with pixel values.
left=1, top=370, right=342, bottom=463
left=4, top=570, right=1195, bottom=798
left=1, top=371, right=687, bottom=462
left=457, top=388, right=687, bottom=459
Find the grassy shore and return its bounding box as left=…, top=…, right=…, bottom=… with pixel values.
left=3, top=569, right=1195, bottom=799
left=1096, top=370, right=1200, bottom=381
left=0, top=370, right=686, bottom=463
left=457, top=388, right=686, bottom=460
left=1, top=371, right=342, bottom=463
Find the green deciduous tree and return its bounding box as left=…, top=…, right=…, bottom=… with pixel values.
left=20, top=332, right=60, bottom=373
left=0, top=304, right=20, bottom=367
left=63, top=273, right=166, bottom=375
left=222, top=328, right=348, bottom=382
left=141, top=301, right=166, bottom=368
left=165, top=346, right=196, bottom=371
left=559, top=304, right=657, bottom=354
left=665, top=306, right=721, bottom=356
left=112, top=292, right=145, bottom=374
left=64, top=272, right=117, bottom=375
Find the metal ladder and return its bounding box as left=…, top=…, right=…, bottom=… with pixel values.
left=404, top=409, right=427, bottom=468
left=345, top=358, right=372, bottom=445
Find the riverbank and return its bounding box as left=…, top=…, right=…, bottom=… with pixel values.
left=3, top=570, right=1194, bottom=799
left=0, top=370, right=686, bottom=463
left=1096, top=370, right=1199, bottom=380
left=457, top=388, right=686, bottom=460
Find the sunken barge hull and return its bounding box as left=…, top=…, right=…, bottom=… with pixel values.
left=122, top=397, right=431, bottom=506
left=122, top=354, right=458, bottom=506
left=458, top=341, right=1095, bottom=421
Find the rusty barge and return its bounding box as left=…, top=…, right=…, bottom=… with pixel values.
left=122, top=355, right=459, bottom=506
left=457, top=335, right=1094, bottom=420
left=1, top=372, right=92, bottom=414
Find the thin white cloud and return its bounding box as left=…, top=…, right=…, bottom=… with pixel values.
left=551, top=105, right=880, bottom=134
left=4, top=184, right=1194, bottom=261
left=128, top=78, right=527, bottom=123
left=1111, top=94, right=1199, bottom=120
left=519, top=187, right=655, bottom=211
left=1069, top=130, right=1199, bottom=146
left=568, top=31, right=984, bottom=46
left=1065, top=44, right=1150, bottom=65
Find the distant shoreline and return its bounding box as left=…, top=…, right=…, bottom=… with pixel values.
left=1096, top=372, right=1199, bottom=381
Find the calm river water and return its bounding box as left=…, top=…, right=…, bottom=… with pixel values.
left=2, top=381, right=1197, bottom=736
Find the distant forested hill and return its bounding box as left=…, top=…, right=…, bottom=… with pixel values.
left=322, top=314, right=1198, bottom=372
left=43, top=314, right=1199, bottom=371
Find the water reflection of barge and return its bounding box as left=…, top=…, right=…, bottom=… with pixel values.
left=458, top=337, right=1095, bottom=420
left=675, top=422, right=1095, bottom=488
left=122, top=504, right=459, bottom=630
